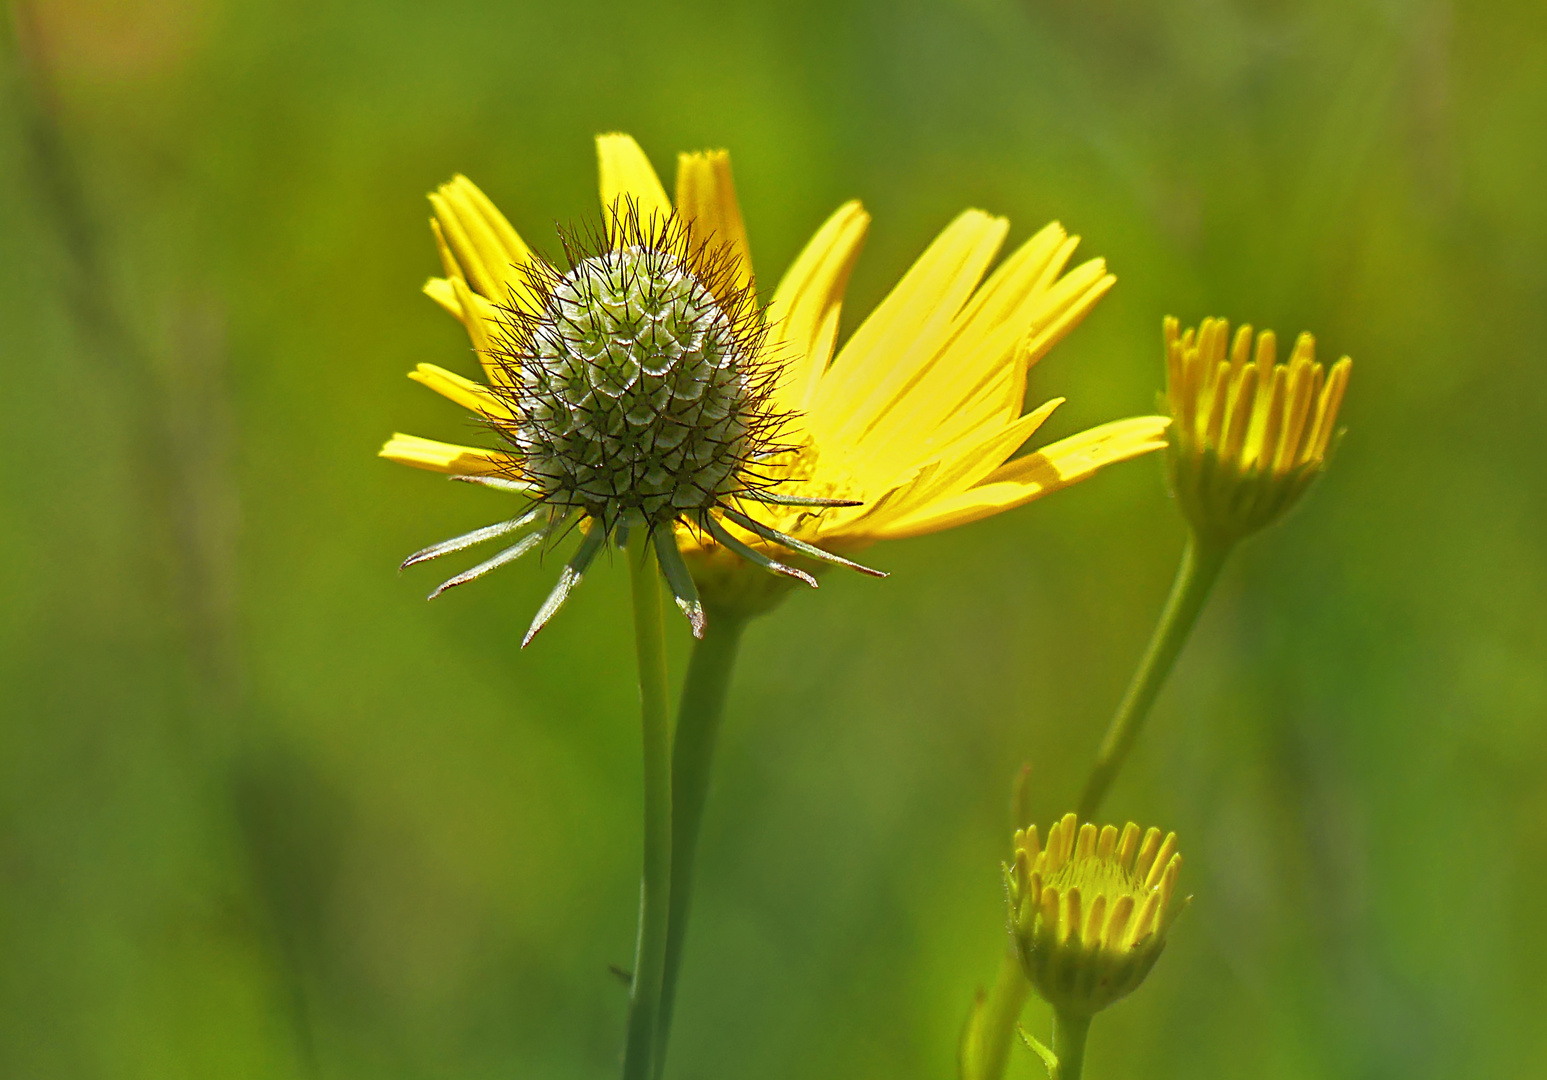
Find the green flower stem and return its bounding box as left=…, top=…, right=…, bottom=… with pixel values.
left=1076, top=533, right=1231, bottom=821
left=655, top=605, right=749, bottom=1072
left=961, top=951, right=1032, bottom=1080
left=622, top=531, right=673, bottom=1080
left=1051, top=1010, right=1092, bottom=1080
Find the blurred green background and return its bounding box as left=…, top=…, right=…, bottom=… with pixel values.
left=2, top=0, right=1543, bottom=1076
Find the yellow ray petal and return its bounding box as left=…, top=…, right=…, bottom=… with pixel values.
left=423, top=275, right=515, bottom=388
left=956, top=223, right=1071, bottom=339
left=428, top=176, right=533, bottom=307
left=597, top=133, right=671, bottom=242
left=852, top=253, right=1113, bottom=484
left=450, top=175, right=531, bottom=268
left=676, top=149, right=753, bottom=296
left=845, top=227, right=1080, bottom=472
left=857, top=398, right=1064, bottom=527
left=407, top=363, right=513, bottom=419
left=449, top=277, right=516, bottom=387
left=981, top=415, right=1171, bottom=487
left=1145, top=833, right=1179, bottom=890
left=1105, top=894, right=1135, bottom=950
left=1020, top=260, right=1115, bottom=367
left=1133, top=828, right=1163, bottom=880
left=812, top=210, right=1008, bottom=448
left=1116, top=824, right=1141, bottom=870
left=1074, top=823, right=1098, bottom=860
left=379, top=433, right=515, bottom=476
left=1096, top=824, right=1118, bottom=860
left=424, top=276, right=503, bottom=326
left=869, top=415, right=1170, bottom=540
left=430, top=218, right=465, bottom=286
left=766, top=200, right=870, bottom=416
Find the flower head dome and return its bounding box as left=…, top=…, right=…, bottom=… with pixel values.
left=488, top=204, right=781, bottom=530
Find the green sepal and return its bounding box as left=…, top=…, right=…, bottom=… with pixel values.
left=403, top=508, right=542, bottom=570
left=743, top=490, right=862, bottom=508
left=428, top=529, right=547, bottom=600
left=721, top=507, right=886, bottom=578
left=702, top=514, right=817, bottom=588
left=653, top=527, right=706, bottom=639
left=451, top=474, right=538, bottom=494
left=522, top=518, right=607, bottom=647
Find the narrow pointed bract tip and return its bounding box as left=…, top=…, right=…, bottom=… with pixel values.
left=450, top=474, right=533, bottom=493
left=747, top=490, right=865, bottom=509
left=703, top=512, right=820, bottom=588
left=402, top=511, right=543, bottom=570
left=676, top=598, right=707, bottom=639
left=780, top=563, right=820, bottom=588
left=521, top=525, right=606, bottom=648
left=422, top=529, right=548, bottom=598
left=722, top=507, right=887, bottom=578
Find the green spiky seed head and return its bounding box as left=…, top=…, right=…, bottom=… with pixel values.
left=492, top=210, right=776, bottom=528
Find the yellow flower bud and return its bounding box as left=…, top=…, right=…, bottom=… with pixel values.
left=1163, top=316, right=1351, bottom=545
left=1007, top=813, right=1187, bottom=1018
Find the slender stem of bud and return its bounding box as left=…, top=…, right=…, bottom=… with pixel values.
left=1077, top=533, right=1231, bottom=820
left=1051, top=1009, right=1092, bottom=1080
left=960, top=950, right=1032, bottom=1080
left=655, top=605, right=749, bottom=1074
left=623, top=531, right=673, bottom=1080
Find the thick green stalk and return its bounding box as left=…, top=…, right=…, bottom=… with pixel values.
left=1077, top=533, right=1230, bottom=821
left=622, top=532, right=673, bottom=1080
left=960, top=951, right=1032, bottom=1080
left=1051, top=1010, right=1091, bottom=1080
left=655, top=606, right=749, bottom=1073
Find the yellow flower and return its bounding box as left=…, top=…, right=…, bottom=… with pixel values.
left=1007, top=813, right=1187, bottom=1018
left=381, top=133, right=1169, bottom=626
left=675, top=156, right=1171, bottom=609
left=1163, top=316, right=1352, bottom=545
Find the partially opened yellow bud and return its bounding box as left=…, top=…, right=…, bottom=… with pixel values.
left=1007, top=813, right=1187, bottom=1019
left=1164, top=316, right=1351, bottom=545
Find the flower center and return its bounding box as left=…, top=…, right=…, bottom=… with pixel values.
left=516, top=244, right=754, bottom=524
left=1045, top=855, right=1144, bottom=904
